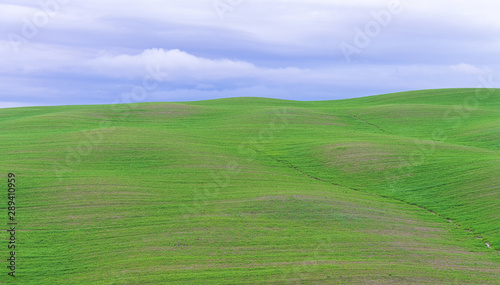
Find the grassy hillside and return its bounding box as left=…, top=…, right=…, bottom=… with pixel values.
left=1, top=88, right=499, bottom=284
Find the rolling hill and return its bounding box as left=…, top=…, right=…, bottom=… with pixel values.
left=1, top=88, right=499, bottom=284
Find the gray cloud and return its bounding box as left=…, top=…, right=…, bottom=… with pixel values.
left=0, top=0, right=499, bottom=107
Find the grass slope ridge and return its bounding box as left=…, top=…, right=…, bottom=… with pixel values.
left=1, top=88, right=499, bottom=284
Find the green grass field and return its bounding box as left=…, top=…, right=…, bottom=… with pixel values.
left=1, top=88, right=499, bottom=284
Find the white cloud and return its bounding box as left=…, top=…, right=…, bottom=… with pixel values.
left=450, top=63, right=485, bottom=75
left=87, top=48, right=258, bottom=80
left=86, top=48, right=343, bottom=86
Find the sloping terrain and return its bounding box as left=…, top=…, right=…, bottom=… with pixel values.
left=1, top=88, right=499, bottom=284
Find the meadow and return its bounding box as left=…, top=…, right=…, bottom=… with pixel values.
left=1, top=88, right=499, bottom=284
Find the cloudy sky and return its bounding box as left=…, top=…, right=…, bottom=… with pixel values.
left=1, top=0, right=499, bottom=108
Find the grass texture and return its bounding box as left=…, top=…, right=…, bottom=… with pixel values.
left=1, top=88, right=499, bottom=284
